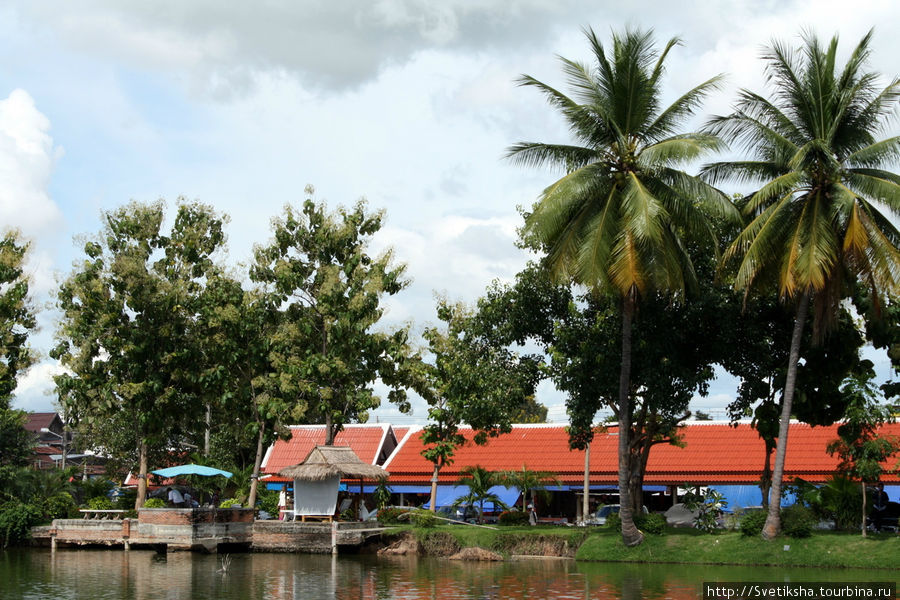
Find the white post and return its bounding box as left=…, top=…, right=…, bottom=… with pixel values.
left=331, top=521, right=338, bottom=555
left=582, top=443, right=590, bottom=525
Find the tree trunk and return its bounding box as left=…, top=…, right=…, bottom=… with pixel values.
left=617, top=290, right=643, bottom=547
left=136, top=439, right=148, bottom=509
left=761, top=290, right=809, bottom=540
left=247, top=421, right=266, bottom=509
left=325, top=412, right=334, bottom=446
left=760, top=440, right=774, bottom=510
left=861, top=482, right=867, bottom=537
left=429, top=463, right=440, bottom=513
left=582, top=442, right=590, bottom=525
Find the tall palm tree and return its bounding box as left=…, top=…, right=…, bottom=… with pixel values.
left=703, top=30, right=900, bottom=539
left=508, top=27, right=734, bottom=546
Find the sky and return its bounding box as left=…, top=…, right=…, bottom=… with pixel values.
left=4, top=0, right=898, bottom=424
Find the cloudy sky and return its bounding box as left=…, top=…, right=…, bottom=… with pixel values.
left=5, top=0, right=897, bottom=423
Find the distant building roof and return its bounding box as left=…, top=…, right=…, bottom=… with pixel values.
left=383, top=422, right=900, bottom=485
left=23, top=412, right=61, bottom=434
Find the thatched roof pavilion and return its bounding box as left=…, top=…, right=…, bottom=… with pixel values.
left=278, top=445, right=388, bottom=481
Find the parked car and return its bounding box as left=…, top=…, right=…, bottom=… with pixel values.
left=586, top=504, right=648, bottom=525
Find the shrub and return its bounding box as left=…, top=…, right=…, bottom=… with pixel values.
left=257, top=490, right=279, bottom=516
left=0, top=501, right=41, bottom=548
left=409, top=509, right=437, bottom=528
left=377, top=507, right=410, bottom=524
left=142, top=498, right=166, bottom=508
left=219, top=499, right=240, bottom=508
left=781, top=504, right=815, bottom=538
left=43, top=493, right=77, bottom=521
left=740, top=509, right=768, bottom=537
left=498, top=510, right=530, bottom=526
left=605, top=512, right=620, bottom=529
left=115, top=489, right=137, bottom=510
left=123, top=509, right=138, bottom=519
left=635, top=513, right=666, bottom=535
left=87, top=496, right=114, bottom=510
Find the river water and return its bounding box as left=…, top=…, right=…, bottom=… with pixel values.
left=1, top=549, right=897, bottom=600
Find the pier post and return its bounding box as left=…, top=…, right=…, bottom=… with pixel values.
left=331, top=521, right=338, bottom=555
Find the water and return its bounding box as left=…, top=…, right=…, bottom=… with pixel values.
left=0, top=549, right=897, bottom=600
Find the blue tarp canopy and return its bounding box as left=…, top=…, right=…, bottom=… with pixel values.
left=151, top=464, right=233, bottom=478
left=422, top=486, right=519, bottom=510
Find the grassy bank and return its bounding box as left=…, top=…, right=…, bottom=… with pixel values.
left=386, top=525, right=900, bottom=569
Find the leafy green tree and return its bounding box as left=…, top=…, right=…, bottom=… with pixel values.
left=0, top=232, right=36, bottom=472
left=508, top=27, right=735, bottom=546
left=196, top=273, right=291, bottom=509
left=53, top=200, right=227, bottom=507
left=703, top=31, right=900, bottom=539
left=827, top=374, right=900, bottom=536
left=497, top=465, right=561, bottom=512
left=451, top=465, right=508, bottom=524
left=420, top=299, right=541, bottom=512
left=250, top=189, right=421, bottom=445
left=722, top=297, right=869, bottom=508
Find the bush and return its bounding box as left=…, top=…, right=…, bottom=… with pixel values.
left=606, top=512, right=620, bottom=529
left=498, top=510, right=530, bottom=526
left=219, top=499, right=241, bottom=508
left=257, top=490, right=279, bottom=516
left=115, top=488, right=137, bottom=510
left=87, top=496, right=114, bottom=510
left=409, top=509, right=437, bottom=528
left=0, top=501, right=41, bottom=548
left=740, top=509, right=768, bottom=537
left=142, top=498, right=166, bottom=509
left=42, top=493, right=77, bottom=521
left=781, top=504, right=815, bottom=538
left=635, top=513, right=666, bottom=535
left=123, top=509, right=138, bottom=519
left=377, top=507, right=410, bottom=524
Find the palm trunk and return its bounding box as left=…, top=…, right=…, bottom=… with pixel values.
left=429, top=463, right=440, bottom=513
left=247, top=421, right=266, bottom=509
left=618, top=290, right=643, bottom=547
left=761, top=290, right=809, bottom=540
left=760, top=440, right=774, bottom=510
left=136, top=439, right=148, bottom=509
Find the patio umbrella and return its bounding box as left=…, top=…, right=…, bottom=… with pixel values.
left=151, top=464, right=233, bottom=478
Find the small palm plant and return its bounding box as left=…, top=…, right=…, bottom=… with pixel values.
left=452, top=465, right=508, bottom=524
left=498, top=464, right=561, bottom=512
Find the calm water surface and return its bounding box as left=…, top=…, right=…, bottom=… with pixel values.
left=1, top=548, right=897, bottom=600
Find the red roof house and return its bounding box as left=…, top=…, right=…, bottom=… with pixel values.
left=383, top=422, right=900, bottom=486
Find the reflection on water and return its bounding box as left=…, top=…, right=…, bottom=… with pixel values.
left=1, top=549, right=897, bottom=600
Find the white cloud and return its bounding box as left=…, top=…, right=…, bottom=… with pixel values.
left=12, top=361, right=66, bottom=412
left=0, top=89, right=63, bottom=239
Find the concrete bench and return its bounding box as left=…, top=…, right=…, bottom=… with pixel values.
left=79, top=509, right=125, bottom=520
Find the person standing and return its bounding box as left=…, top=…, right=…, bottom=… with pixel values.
left=278, top=484, right=290, bottom=521
left=168, top=487, right=185, bottom=508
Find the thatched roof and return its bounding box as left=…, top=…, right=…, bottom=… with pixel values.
left=278, top=445, right=388, bottom=481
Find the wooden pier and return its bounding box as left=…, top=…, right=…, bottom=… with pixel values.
left=31, top=508, right=390, bottom=554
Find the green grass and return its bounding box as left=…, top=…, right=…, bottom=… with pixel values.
left=383, top=524, right=900, bottom=569
left=576, top=528, right=900, bottom=569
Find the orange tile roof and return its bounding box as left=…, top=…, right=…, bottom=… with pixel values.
left=261, top=424, right=392, bottom=482
left=383, top=422, right=900, bottom=485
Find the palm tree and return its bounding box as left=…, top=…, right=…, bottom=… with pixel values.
left=702, top=30, right=900, bottom=539
left=508, top=27, right=735, bottom=546
left=498, top=464, right=561, bottom=512
left=451, top=465, right=508, bottom=524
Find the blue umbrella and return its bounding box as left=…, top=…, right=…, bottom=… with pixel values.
left=151, top=464, right=233, bottom=478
